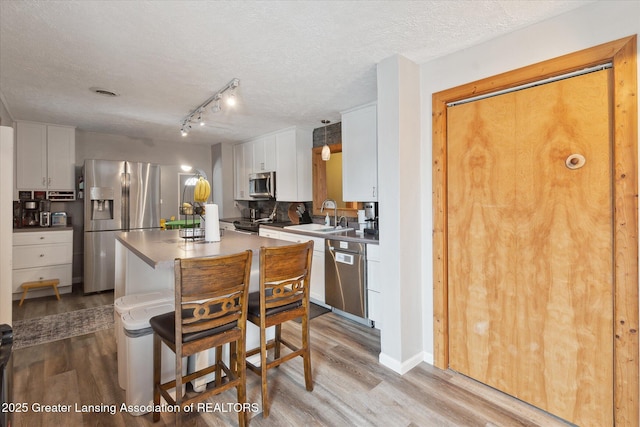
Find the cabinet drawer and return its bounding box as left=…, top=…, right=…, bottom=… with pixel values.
left=13, top=230, right=72, bottom=245
left=13, top=243, right=72, bottom=269
left=259, top=229, right=280, bottom=239
left=12, top=264, right=72, bottom=293
left=278, top=232, right=324, bottom=252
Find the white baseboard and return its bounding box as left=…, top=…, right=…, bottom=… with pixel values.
left=378, top=351, right=424, bottom=375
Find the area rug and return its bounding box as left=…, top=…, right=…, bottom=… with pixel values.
left=12, top=305, right=114, bottom=350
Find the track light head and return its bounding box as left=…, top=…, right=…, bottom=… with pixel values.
left=226, top=92, right=236, bottom=107
left=180, top=78, right=240, bottom=136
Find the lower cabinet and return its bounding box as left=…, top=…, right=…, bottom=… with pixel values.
left=366, top=243, right=381, bottom=329
left=259, top=229, right=325, bottom=304
left=12, top=229, right=73, bottom=300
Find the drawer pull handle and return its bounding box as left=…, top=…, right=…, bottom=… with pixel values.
left=40, top=254, right=44, bottom=257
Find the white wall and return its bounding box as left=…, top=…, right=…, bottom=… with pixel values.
left=377, top=55, right=423, bottom=373
left=418, top=0, right=640, bottom=360
left=75, top=130, right=214, bottom=220
left=0, top=127, right=13, bottom=326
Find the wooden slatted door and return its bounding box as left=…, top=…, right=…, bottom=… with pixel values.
left=447, top=69, right=613, bottom=426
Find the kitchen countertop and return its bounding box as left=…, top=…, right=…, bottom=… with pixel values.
left=115, top=228, right=293, bottom=269
left=13, top=226, right=73, bottom=233
left=260, top=223, right=379, bottom=244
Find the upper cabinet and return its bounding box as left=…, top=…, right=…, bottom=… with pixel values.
left=341, top=102, right=377, bottom=202
left=233, top=127, right=312, bottom=202
left=275, top=128, right=312, bottom=202
left=233, top=142, right=252, bottom=200
left=252, top=135, right=276, bottom=172
left=16, top=121, right=75, bottom=191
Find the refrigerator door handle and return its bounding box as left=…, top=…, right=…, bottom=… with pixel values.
left=122, top=172, right=130, bottom=230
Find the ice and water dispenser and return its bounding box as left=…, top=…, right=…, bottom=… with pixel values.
left=89, top=187, right=114, bottom=220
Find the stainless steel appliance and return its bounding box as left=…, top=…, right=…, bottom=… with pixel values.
left=0, top=324, right=13, bottom=427
left=39, top=211, right=50, bottom=227
left=21, top=199, right=39, bottom=226
left=325, top=239, right=371, bottom=326
left=249, top=171, right=275, bottom=198
left=83, top=160, right=160, bottom=294
left=51, top=211, right=67, bottom=227
left=39, top=199, right=51, bottom=227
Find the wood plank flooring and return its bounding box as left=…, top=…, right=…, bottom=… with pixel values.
left=10, top=289, right=570, bottom=426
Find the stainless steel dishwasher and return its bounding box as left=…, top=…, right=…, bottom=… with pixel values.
left=325, top=239, right=368, bottom=324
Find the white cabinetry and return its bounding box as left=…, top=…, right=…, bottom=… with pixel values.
left=275, top=128, right=312, bottom=201
left=12, top=229, right=73, bottom=300
left=366, top=243, right=381, bottom=329
left=259, top=229, right=325, bottom=304
left=233, top=142, right=253, bottom=200
left=234, top=127, right=312, bottom=202
left=16, top=121, right=76, bottom=191
left=341, top=102, right=377, bottom=201
left=252, top=135, right=276, bottom=172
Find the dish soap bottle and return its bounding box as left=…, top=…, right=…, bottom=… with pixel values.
left=325, top=213, right=330, bottom=226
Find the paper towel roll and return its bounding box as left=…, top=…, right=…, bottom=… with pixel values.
left=204, top=204, right=221, bottom=242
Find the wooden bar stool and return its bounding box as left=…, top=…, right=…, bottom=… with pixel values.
left=19, top=279, right=61, bottom=306
left=245, top=240, right=314, bottom=418
left=150, top=250, right=253, bottom=426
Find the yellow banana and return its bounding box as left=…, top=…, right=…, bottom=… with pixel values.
left=194, top=177, right=211, bottom=202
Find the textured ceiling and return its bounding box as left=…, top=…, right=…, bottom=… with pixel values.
left=0, top=0, right=593, bottom=146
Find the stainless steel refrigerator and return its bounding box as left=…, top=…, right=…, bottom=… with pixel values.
left=83, top=160, right=160, bottom=294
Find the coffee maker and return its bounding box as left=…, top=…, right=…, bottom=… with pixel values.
left=21, top=200, right=39, bottom=227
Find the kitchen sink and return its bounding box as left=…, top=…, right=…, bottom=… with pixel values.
left=284, top=223, right=353, bottom=234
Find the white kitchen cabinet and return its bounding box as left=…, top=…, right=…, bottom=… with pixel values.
left=263, top=230, right=325, bottom=304
left=275, top=128, right=312, bottom=202
left=233, top=142, right=252, bottom=200
left=12, top=229, right=73, bottom=300
left=366, top=243, right=381, bottom=329
left=16, top=121, right=75, bottom=191
left=252, top=135, right=277, bottom=172
left=341, top=102, right=377, bottom=202
left=258, top=228, right=281, bottom=240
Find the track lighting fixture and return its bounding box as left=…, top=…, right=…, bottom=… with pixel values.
left=321, top=119, right=331, bottom=161
left=180, top=78, right=240, bottom=136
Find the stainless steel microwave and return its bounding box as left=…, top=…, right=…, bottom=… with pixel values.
left=249, top=172, right=275, bottom=198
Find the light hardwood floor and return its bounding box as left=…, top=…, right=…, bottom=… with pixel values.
left=11, top=289, right=570, bottom=426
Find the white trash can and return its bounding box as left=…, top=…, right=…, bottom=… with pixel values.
left=114, top=290, right=173, bottom=389
left=122, top=303, right=186, bottom=416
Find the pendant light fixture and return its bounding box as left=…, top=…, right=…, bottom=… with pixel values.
left=321, top=119, right=331, bottom=161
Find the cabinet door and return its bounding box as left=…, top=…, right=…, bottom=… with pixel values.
left=253, top=136, right=276, bottom=172
left=342, top=103, right=378, bottom=201
left=16, top=122, right=47, bottom=189
left=234, top=143, right=251, bottom=200
left=275, top=130, right=297, bottom=201
left=275, top=129, right=312, bottom=202
left=46, top=126, right=75, bottom=190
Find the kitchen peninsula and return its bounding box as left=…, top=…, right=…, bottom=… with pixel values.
left=114, top=228, right=292, bottom=299
left=113, top=228, right=295, bottom=413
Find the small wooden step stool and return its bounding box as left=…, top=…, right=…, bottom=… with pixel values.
left=19, top=279, right=61, bottom=306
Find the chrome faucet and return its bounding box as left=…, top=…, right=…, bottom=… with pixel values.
left=321, top=199, right=337, bottom=227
